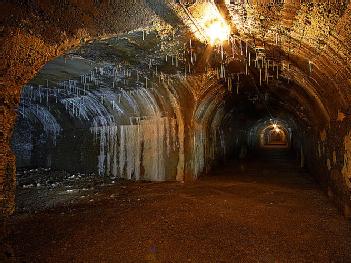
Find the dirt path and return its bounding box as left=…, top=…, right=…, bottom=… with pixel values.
left=3, top=150, right=351, bottom=262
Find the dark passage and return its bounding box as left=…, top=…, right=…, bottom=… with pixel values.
left=6, top=149, right=351, bottom=262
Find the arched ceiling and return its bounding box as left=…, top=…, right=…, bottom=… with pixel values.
left=1, top=1, right=350, bottom=123
left=1, top=0, right=351, bottom=217
left=180, top=1, right=351, bottom=127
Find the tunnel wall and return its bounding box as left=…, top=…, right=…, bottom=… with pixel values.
left=0, top=0, right=177, bottom=215
left=2, top=1, right=351, bottom=218
left=301, top=121, right=351, bottom=218
left=11, top=68, right=238, bottom=183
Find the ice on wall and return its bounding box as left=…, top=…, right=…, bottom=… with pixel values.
left=93, top=117, right=177, bottom=181
left=17, top=63, right=180, bottom=181
left=18, top=87, right=61, bottom=144
left=193, top=125, right=205, bottom=178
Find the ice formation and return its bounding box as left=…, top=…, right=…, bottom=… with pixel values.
left=17, top=63, right=179, bottom=181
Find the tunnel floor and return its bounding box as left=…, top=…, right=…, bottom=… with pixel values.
left=5, top=149, right=351, bottom=262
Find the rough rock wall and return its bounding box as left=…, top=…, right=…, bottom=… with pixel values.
left=12, top=68, right=235, bottom=183
left=0, top=0, right=170, bottom=216
left=218, top=2, right=351, bottom=217
left=2, top=1, right=351, bottom=217
left=301, top=120, right=351, bottom=218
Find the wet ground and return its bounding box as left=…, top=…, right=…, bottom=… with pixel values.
left=2, top=149, right=351, bottom=262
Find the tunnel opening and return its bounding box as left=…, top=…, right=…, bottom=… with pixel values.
left=260, top=124, right=289, bottom=148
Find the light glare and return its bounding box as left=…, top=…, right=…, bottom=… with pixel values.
left=204, top=19, right=230, bottom=45
left=192, top=3, right=230, bottom=45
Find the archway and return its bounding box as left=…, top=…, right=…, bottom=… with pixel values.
left=1, top=0, right=351, bottom=219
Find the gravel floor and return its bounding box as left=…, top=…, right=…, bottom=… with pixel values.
left=3, top=150, right=351, bottom=262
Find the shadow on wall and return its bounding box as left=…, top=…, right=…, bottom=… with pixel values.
left=145, top=0, right=184, bottom=26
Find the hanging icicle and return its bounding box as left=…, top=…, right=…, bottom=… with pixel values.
left=276, top=64, right=279, bottom=80
left=245, top=41, right=248, bottom=57
left=308, top=61, right=313, bottom=74
left=221, top=44, right=224, bottom=61
left=275, top=32, right=279, bottom=45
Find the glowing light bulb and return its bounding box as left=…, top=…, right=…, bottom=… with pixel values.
left=204, top=19, right=230, bottom=45
left=191, top=3, right=230, bottom=45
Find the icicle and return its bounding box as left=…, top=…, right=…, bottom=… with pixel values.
left=142, top=30, right=145, bottom=41
left=260, top=68, right=262, bottom=86
left=221, top=44, right=224, bottom=61
left=276, top=65, right=279, bottom=79
left=266, top=63, right=269, bottom=84
left=276, top=32, right=278, bottom=45
left=245, top=41, right=248, bottom=57
left=248, top=52, right=251, bottom=66
left=309, top=61, right=312, bottom=74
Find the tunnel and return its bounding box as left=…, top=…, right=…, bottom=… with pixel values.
left=1, top=0, right=351, bottom=261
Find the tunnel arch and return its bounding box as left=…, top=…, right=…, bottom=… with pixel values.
left=1, top=1, right=351, bottom=218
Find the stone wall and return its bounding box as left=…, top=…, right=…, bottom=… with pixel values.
left=2, top=1, right=351, bottom=217
left=0, top=0, right=170, bottom=216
